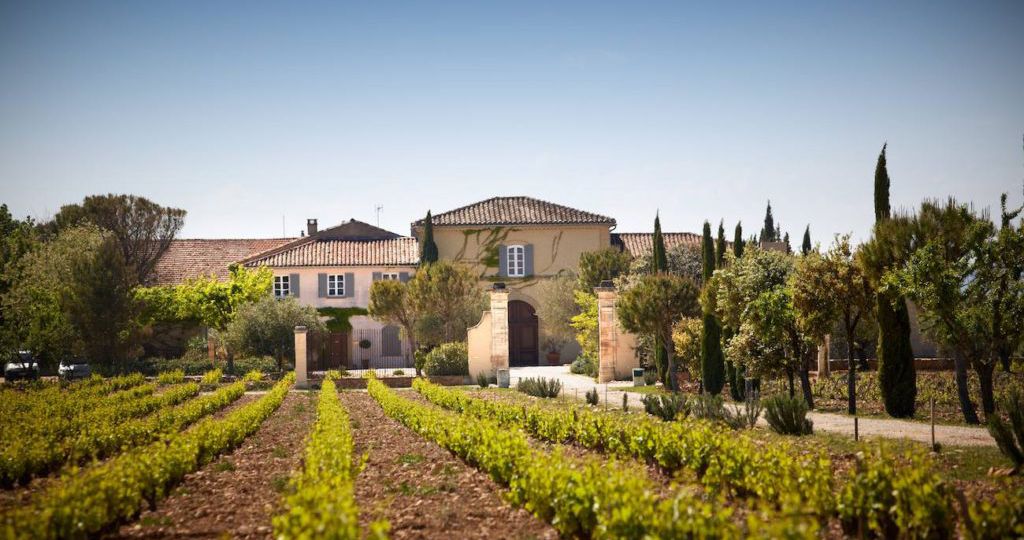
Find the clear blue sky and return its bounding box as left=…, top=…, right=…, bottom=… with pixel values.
left=2, top=1, right=1022, bottom=243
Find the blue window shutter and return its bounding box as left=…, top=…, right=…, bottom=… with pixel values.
left=497, top=244, right=507, bottom=277
left=318, top=273, right=327, bottom=298
left=289, top=273, right=300, bottom=298
left=344, top=272, right=355, bottom=298
left=524, top=244, right=534, bottom=276
left=399, top=271, right=410, bottom=283
left=372, top=271, right=382, bottom=282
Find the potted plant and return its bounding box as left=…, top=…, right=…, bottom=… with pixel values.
left=543, top=337, right=565, bottom=365
left=358, top=338, right=372, bottom=369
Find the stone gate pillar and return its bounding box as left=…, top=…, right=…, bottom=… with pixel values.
left=489, top=284, right=510, bottom=372
left=294, top=325, right=309, bottom=389
left=596, top=281, right=619, bottom=383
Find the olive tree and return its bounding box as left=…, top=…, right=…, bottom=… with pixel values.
left=222, top=296, right=324, bottom=370
left=405, top=261, right=485, bottom=349
left=792, top=235, right=875, bottom=414
left=534, top=272, right=578, bottom=354
left=616, top=274, right=700, bottom=391
left=368, top=278, right=419, bottom=371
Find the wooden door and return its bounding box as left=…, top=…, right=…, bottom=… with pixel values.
left=508, top=300, right=538, bottom=366
left=328, top=331, right=349, bottom=369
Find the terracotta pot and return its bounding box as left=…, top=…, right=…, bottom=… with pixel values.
left=546, top=351, right=561, bottom=365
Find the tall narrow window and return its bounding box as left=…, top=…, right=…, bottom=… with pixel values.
left=327, top=274, right=345, bottom=297
left=507, top=245, right=525, bottom=277
left=273, top=275, right=290, bottom=298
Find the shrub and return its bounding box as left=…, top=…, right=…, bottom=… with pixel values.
left=476, top=372, right=490, bottom=388
left=324, top=370, right=343, bottom=381
left=156, top=369, right=185, bottom=385
left=988, top=387, right=1024, bottom=471
left=738, top=393, right=763, bottom=429
left=570, top=354, right=597, bottom=377
left=201, top=368, right=222, bottom=387
left=393, top=369, right=405, bottom=376
left=421, top=342, right=468, bottom=376
left=641, top=393, right=689, bottom=421
left=233, top=356, right=279, bottom=374
left=764, top=394, right=813, bottom=435
left=690, top=393, right=727, bottom=422
left=585, top=387, right=599, bottom=406
left=643, top=369, right=657, bottom=386
left=516, top=377, right=562, bottom=399
left=837, top=447, right=953, bottom=539
left=967, top=483, right=1024, bottom=539
left=242, top=370, right=264, bottom=383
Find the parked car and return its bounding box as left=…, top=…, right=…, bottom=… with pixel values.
left=4, top=351, right=40, bottom=382
left=58, top=358, right=92, bottom=380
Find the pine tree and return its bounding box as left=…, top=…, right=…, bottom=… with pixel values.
left=733, top=222, right=744, bottom=258
left=715, top=220, right=726, bottom=268
left=873, top=144, right=917, bottom=418
left=700, top=221, right=725, bottom=394
left=652, top=213, right=669, bottom=385
left=420, top=211, right=439, bottom=264
left=801, top=225, right=812, bottom=255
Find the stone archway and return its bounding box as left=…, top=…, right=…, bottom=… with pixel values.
left=508, top=300, right=539, bottom=366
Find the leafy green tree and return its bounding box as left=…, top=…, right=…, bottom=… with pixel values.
left=792, top=235, right=875, bottom=414
left=534, top=272, right=578, bottom=354
left=885, top=198, right=1022, bottom=422
left=570, top=290, right=599, bottom=370
left=714, top=248, right=812, bottom=403
left=801, top=226, right=812, bottom=256
left=993, top=193, right=1024, bottom=373
left=861, top=144, right=918, bottom=418
left=368, top=279, right=420, bottom=372
left=2, top=226, right=106, bottom=365
left=407, top=260, right=484, bottom=349
left=0, top=205, right=38, bottom=348
left=223, top=296, right=325, bottom=370
left=700, top=221, right=725, bottom=394
left=45, top=194, right=185, bottom=285
left=577, top=248, right=631, bottom=291
left=617, top=274, right=700, bottom=392
left=65, top=236, right=139, bottom=368
left=724, top=221, right=748, bottom=401
left=420, top=211, right=439, bottom=264
left=628, top=244, right=703, bottom=286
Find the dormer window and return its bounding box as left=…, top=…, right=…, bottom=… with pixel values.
left=507, top=245, right=525, bottom=277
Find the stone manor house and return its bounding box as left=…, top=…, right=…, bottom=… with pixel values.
left=153, top=196, right=701, bottom=371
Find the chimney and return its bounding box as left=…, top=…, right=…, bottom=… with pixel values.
left=306, top=219, right=318, bottom=236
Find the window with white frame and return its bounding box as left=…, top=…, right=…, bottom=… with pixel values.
left=381, top=272, right=400, bottom=281
left=273, top=275, right=290, bottom=298
left=507, top=245, right=525, bottom=277
left=327, top=274, right=345, bottom=297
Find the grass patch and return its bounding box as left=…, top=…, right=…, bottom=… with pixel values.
left=212, top=459, right=235, bottom=472
left=271, top=475, right=289, bottom=493
left=140, top=515, right=174, bottom=527
left=397, top=453, right=425, bottom=465
left=271, top=446, right=288, bottom=459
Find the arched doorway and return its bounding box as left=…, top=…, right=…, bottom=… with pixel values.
left=508, top=300, right=539, bottom=366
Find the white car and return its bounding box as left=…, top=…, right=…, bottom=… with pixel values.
left=58, top=359, right=92, bottom=380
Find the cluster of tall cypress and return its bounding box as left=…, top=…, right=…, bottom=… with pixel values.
left=700, top=221, right=726, bottom=394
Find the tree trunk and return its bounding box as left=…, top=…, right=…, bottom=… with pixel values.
left=799, top=366, right=814, bottom=409
left=999, top=350, right=1013, bottom=373
left=664, top=334, right=678, bottom=392
left=786, top=367, right=795, bottom=398
left=226, top=349, right=235, bottom=375
left=953, top=352, right=980, bottom=425
left=847, top=339, right=857, bottom=415
left=975, top=360, right=997, bottom=419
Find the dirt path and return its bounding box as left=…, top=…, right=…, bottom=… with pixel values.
left=511, top=366, right=997, bottom=447
left=341, top=391, right=557, bottom=540
left=110, top=390, right=316, bottom=539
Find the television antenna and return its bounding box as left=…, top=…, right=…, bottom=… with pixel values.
left=375, top=204, right=383, bottom=227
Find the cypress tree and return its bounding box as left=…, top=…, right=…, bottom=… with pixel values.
left=733, top=222, right=744, bottom=258
left=715, top=221, right=726, bottom=268
left=651, top=214, right=669, bottom=384
left=700, top=221, right=725, bottom=394
left=801, top=225, right=812, bottom=255
left=782, top=231, right=791, bottom=253
left=874, top=144, right=917, bottom=417
left=759, top=201, right=776, bottom=243
left=420, top=211, right=439, bottom=265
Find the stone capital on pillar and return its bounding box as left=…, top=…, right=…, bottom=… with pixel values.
left=294, top=325, right=309, bottom=390
left=489, top=284, right=510, bottom=372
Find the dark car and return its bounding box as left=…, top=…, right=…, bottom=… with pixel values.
left=4, top=351, right=40, bottom=382
left=58, top=358, right=92, bottom=380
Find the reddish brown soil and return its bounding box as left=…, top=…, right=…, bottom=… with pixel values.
left=109, top=390, right=316, bottom=539
left=341, top=390, right=557, bottom=540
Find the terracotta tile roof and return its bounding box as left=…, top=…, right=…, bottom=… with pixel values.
left=612, top=232, right=703, bottom=258
left=242, top=237, right=420, bottom=267
left=150, top=238, right=295, bottom=286
left=415, top=196, right=616, bottom=227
